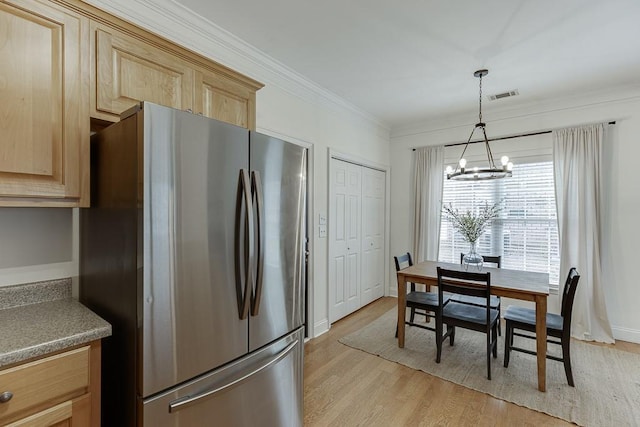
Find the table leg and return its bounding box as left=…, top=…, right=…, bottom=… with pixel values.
left=535, top=295, right=547, bottom=392
left=397, top=274, right=406, bottom=348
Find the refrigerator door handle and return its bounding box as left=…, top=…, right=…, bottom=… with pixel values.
left=168, top=339, right=299, bottom=413
left=250, top=170, right=265, bottom=316
left=237, top=169, right=253, bottom=320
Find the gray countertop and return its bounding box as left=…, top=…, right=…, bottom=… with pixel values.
left=0, top=279, right=111, bottom=368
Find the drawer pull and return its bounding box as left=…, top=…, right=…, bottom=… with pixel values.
left=0, top=391, right=13, bottom=403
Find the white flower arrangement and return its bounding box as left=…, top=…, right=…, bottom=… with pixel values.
left=442, top=201, right=502, bottom=244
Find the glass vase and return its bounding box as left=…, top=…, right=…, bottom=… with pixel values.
left=463, top=240, right=483, bottom=271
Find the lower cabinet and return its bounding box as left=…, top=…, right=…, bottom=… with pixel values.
left=0, top=342, right=101, bottom=426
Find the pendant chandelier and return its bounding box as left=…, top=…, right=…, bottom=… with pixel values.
left=445, top=69, right=513, bottom=180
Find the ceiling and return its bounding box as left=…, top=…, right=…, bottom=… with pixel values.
left=174, top=0, right=640, bottom=128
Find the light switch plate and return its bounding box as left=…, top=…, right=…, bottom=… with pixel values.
left=319, top=213, right=326, bottom=225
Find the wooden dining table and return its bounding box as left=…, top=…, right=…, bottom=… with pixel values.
left=396, top=260, right=550, bottom=391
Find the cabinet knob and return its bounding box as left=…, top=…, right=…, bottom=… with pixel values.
left=0, top=391, right=13, bottom=403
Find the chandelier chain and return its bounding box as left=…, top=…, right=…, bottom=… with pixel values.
left=478, top=74, right=483, bottom=123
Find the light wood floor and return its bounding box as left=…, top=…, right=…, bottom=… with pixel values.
left=304, top=297, right=640, bottom=426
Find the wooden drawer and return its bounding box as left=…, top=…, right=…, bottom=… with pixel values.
left=0, top=347, right=89, bottom=423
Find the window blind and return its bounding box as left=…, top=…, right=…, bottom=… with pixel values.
left=438, top=161, right=559, bottom=287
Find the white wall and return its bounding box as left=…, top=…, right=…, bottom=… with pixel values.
left=255, top=85, right=390, bottom=336
left=0, top=0, right=391, bottom=340
left=390, top=87, right=640, bottom=343
left=0, top=209, right=78, bottom=287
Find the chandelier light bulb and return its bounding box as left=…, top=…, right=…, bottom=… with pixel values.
left=507, top=162, right=513, bottom=171
left=501, top=155, right=509, bottom=166
left=445, top=165, right=453, bottom=175
left=459, top=158, right=467, bottom=169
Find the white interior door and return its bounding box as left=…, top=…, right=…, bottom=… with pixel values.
left=329, top=159, right=361, bottom=322
left=361, top=167, right=386, bottom=305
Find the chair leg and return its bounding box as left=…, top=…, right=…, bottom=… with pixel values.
left=395, top=322, right=398, bottom=338
left=487, top=332, right=492, bottom=380
left=435, top=316, right=443, bottom=363
left=510, top=323, right=514, bottom=347
left=449, top=326, right=455, bottom=346
left=562, top=337, right=575, bottom=387
left=498, top=307, right=502, bottom=336
left=410, top=307, right=416, bottom=323
left=492, top=324, right=498, bottom=358
left=504, top=321, right=511, bottom=368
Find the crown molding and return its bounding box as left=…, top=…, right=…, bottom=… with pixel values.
left=82, top=0, right=389, bottom=131
left=391, top=84, right=640, bottom=139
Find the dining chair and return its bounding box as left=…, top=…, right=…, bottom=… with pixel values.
left=503, top=268, right=580, bottom=386
left=436, top=267, right=499, bottom=380
left=394, top=252, right=449, bottom=338
left=457, top=254, right=502, bottom=335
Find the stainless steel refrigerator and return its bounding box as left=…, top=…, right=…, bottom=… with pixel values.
left=80, top=102, right=306, bottom=426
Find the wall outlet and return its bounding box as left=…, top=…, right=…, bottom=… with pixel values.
left=318, top=224, right=327, bottom=238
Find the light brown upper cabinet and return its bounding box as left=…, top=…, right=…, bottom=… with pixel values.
left=0, top=0, right=261, bottom=207
left=91, top=22, right=194, bottom=121
left=90, top=22, right=261, bottom=129
left=0, top=0, right=89, bottom=207
left=194, top=68, right=256, bottom=128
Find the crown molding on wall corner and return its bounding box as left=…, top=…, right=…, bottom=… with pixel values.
left=391, top=84, right=640, bottom=139
left=82, top=0, right=389, bottom=131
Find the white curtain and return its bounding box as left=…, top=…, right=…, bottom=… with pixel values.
left=553, top=124, right=614, bottom=343
left=412, top=146, right=444, bottom=262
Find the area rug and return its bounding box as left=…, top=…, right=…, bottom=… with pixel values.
left=339, top=309, right=640, bottom=427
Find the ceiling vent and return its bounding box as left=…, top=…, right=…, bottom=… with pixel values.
left=489, top=89, right=519, bottom=101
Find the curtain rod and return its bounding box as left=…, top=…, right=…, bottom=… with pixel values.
left=411, top=121, right=616, bottom=151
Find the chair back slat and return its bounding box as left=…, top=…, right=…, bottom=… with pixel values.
left=459, top=253, right=502, bottom=268
left=437, top=268, right=491, bottom=299
left=394, top=252, right=413, bottom=271
left=561, top=267, right=580, bottom=331
left=394, top=252, right=415, bottom=292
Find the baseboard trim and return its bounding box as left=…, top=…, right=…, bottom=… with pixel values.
left=612, top=325, right=640, bottom=344
left=313, top=319, right=330, bottom=338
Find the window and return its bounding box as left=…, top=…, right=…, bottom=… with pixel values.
left=438, top=161, right=560, bottom=287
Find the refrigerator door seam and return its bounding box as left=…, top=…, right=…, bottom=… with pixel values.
left=167, top=339, right=299, bottom=413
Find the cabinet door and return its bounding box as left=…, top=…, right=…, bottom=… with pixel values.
left=92, top=22, right=194, bottom=120
left=4, top=394, right=90, bottom=427
left=5, top=400, right=72, bottom=427
left=0, top=0, right=88, bottom=206
left=194, top=69, right=256, bottom=129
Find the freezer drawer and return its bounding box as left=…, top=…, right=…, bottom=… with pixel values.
left=142, top=327, right=304, bottom=427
